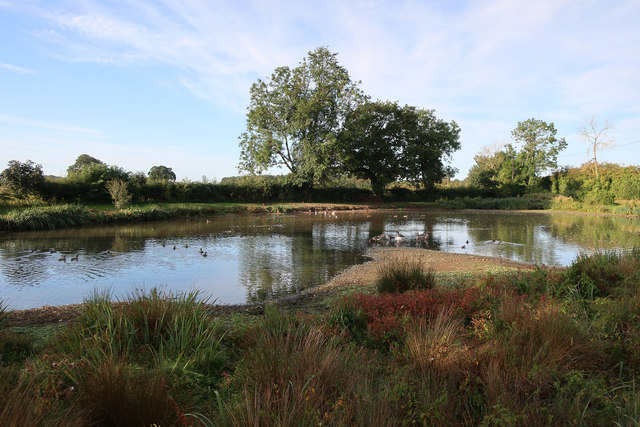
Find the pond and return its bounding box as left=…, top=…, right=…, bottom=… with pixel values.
left=1, top=210, right=639, bottom=310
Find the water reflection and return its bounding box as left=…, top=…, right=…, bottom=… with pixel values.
left=1, top=211, right=639, bottom=309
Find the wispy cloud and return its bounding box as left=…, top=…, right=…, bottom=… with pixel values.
left=2, top=0, right=639, bottom=175
left=0, top=62, right=35, bottom=74
left=0, top=114, right=102, bottom=135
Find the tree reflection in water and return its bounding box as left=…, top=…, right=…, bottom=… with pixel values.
left=1, top=211, right=639, bottom=309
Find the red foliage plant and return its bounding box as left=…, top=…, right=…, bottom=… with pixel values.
left=350, top=287, right=483, bottom=341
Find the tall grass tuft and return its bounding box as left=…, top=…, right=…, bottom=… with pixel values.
left=219, top=306, right=368, bottom=425
left=0, top=365, right=87, bottom=426
left=74, top=357, right=180, bottom=426
left=376, top=258, right=436, bottom=293
left=57, top=287, right=225, bottom=388
left=479, top=294, right=604, bottom=416
left=0, top=299, right=7, bottom=326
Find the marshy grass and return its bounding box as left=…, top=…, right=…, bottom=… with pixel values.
left=376, top=257, right=436, bottom=293
left=0, top=204, right=91, bottom=231
left=0, top=203, right=223, bottom=231
left=4, top=250, right=640, bottom=424
left=0, top=299, right=7, bottom=326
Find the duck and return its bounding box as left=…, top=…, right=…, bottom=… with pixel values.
left=199, top=248, right=204, bottom=254
left=184, top=244, right=189, bottom=248
left=161, top=242, right=166, bottom=247
left=466, top=240, right=469, bottom=244
left=173, top=245, right=177, bottom=250
left=461, top=245, right=466, bottom=249
left=202, top=252, right=208, bottom=257
left=70, top=255, right=79, bottom=262
left=58, top=255, right=66, bottom=262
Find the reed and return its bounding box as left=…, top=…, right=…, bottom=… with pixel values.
left=1, top=204, right=91, bottom=231
left=376, top=258, right=436, bottom=293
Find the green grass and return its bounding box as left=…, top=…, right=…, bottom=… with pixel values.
left=375, top=257, right=436, bottom=293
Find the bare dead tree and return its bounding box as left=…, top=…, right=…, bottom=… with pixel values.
left=578, top=115, right=614, bottom=178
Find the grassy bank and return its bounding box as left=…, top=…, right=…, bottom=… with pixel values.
left=2, top=250, right=640, bottom=424
left=0, top=202, right=388, bottom=232
left=437, top=193, right=640, bottom=216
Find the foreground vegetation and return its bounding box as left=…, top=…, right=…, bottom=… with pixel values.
left=3, top=250, right=640, bottom=425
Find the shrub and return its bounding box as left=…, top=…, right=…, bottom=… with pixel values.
left=376, top=258, right=435, bottom=293
left=562, top=251, right=625, bottom=298
left=106, top=179, right=132, bottom=209
left=334, top=287, right=482, bottom=346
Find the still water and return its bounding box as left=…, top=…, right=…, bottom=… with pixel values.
left=1, top=211, right=639, bottom=309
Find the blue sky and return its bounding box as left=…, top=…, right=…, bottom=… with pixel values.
left=1, top=0, right=639, bottom=181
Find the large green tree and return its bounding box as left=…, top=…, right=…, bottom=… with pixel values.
left=402, top=107, right=461, bottom=190
left=148, top=165, right=176, bottom=182
left=238, top=47, right=364, bottom=185
left=67, top=154, right=104, bottom=175
left=338, top=102, right=461, bottom=195
left=511, top=118, right=567, bottom=187
left=0, top=160, right=45, bottom=196
left=338, top=101, right=406, bottom=195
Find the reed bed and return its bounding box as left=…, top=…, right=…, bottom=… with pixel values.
left=0, top=203, right=224, bottom=232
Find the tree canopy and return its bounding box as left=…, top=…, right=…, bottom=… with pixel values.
left=338, top=102, right=461, bottom=195
left=148, top=165, right=176, bottom=182
left=238, top=47, right=364, bottom=185
left=67, top=154, right=104, bottom=176
left=0, top=160, right=45, bottom=196
left=338, top=101, right=407, bottom=195
left=511, top=118, right=567, bottom=186
left=468, top=119, right=567, bottom=193
left=402, top=107, right=461, bottom=190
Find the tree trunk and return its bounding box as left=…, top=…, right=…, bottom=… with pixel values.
left=371, top=179, right=385, bottom=197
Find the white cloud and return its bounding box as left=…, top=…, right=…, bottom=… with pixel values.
left=2, top=0, right=639, bottom=177
left=0, top=114, right=102, bottom=135
left=0, top=62, right=35, bottom=74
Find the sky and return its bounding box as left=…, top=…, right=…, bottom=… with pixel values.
left=1, top=0, right=639, bottom=181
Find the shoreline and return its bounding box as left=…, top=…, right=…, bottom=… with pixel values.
left=2, top=201, right=639, bottom=234
left=4, top=248, right=548, bottom=327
